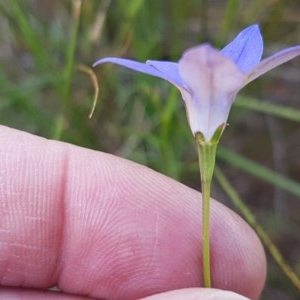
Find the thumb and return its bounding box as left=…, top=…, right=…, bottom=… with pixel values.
left=142, top=288, right=250, bottom=300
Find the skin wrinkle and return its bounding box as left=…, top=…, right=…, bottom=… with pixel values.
left=85, top=159, right=199, bottom=298
left=101, top=158, right=140, bottom=277
left=130, top=166, right=202, bottom=289
left=34, top=143, right=64, bottom=288
left=152, top=184, right=200, bottom=287
left=151, top=203, right=159, bottom=266
left=90, top=152, right=119, bottom=234
left=211, top=210, right=239, bottom=286
left=107, top=179, right=155, bottom=295
left=0, top=131, right=67, bottom=289
left=56, top=149, right=142, bottom=297
left=0, top=287, right=96, bottom=299
left=210, top=206, right=245, bottom=290
left=120, top=168, right=162, bottom=278
left=52, top=141, right=70, bottom=287
left=63, top=159, right=107, bottom=296
left=211, top=205, right=263, bottom=296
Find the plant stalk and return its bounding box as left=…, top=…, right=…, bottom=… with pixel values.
left=195, top=127, right=223, bottom=288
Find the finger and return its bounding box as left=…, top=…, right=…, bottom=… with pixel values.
left=142, top=287, right=250, bottom=300
left=0, top=125, right=266, bottom=299
left=0, top=287, right=249, bottom=300
left=0, top=287, right=92, bottom=299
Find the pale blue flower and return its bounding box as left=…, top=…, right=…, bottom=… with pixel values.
left=93, top=25, right=300, bottom=141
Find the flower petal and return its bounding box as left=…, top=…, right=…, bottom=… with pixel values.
left=221, top=24, right=263, bottom=73
left=245, top=45, right=300, bottom=85
left=146, top=60, right=186, bottom=88
left=93, top=57, right=184, bottom=88
left=178, top=45, right=244, bottom=140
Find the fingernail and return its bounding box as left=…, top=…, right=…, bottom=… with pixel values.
left=210, top=290, right=250, bottom=300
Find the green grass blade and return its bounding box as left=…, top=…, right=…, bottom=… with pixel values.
left=214, top=166, right=300, bottom=294
left=222, top=0, right=239, bottom=35
left=62, top=0, right=82, bottom=101
left=0, top=72, right=53, bottom=132
left=217, top=146, right=300, bottom=198
left=234, top=95, right=300, bottom=122
left=53, top=0, right=82, bottom=140
left=8, top=0, right=48, bottom=69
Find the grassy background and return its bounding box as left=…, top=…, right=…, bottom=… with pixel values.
left=0, top=0, right=300, bottom=299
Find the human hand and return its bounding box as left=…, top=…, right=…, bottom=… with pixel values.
left=0, top=125, right=266, bottom=299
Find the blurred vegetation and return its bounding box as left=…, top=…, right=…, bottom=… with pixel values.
left=0, top=0, right=300, bottom=299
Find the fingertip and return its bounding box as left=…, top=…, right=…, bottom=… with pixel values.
left=0, top=126, right=266, bottom=299
left=141, top=288, right=251, bottom=300
left=209, top=202, right=266, bottom=299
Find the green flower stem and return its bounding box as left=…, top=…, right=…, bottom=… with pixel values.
left=195, top=125, right=224, bottom=288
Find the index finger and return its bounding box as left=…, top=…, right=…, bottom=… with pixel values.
left=0, top=125, right=266, bottom=299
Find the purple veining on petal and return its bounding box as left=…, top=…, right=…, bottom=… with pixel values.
left=146, top=60, right=186, bottom=88
left=221, top=24, right=263, bottom=73
left=93, top=57, right=184, bottom=88
left=245, top=45, right=300, bottom=85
